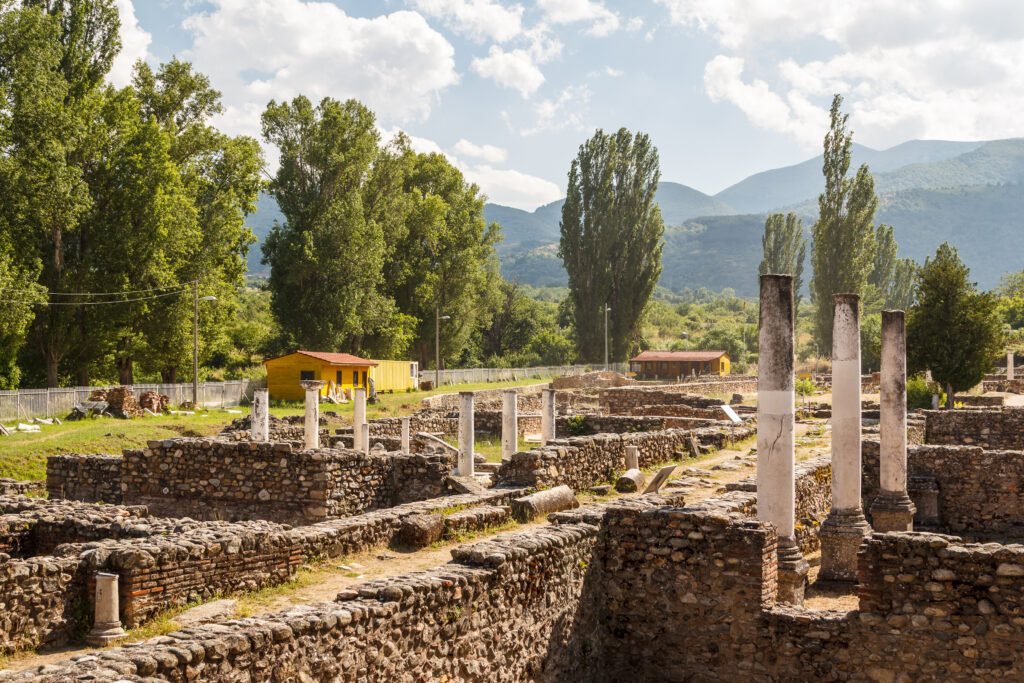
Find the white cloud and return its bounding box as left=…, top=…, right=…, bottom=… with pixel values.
left=537, top=0, right=620, bottom=36
left=521, top=84, right=591, bottom=135
left=472, top=45, right=546, bottom=97
left=453, top=138, right=508, bottom=163
left=660, top=0, right=1024, bottom=147
left=182, top=1, right=458, bottom=138
left=604, top=66, right=622, bottom=77
left=464, top=165, right=561, bottom=208
left=625, top=17, right=644, bottom=32
left=108, top=0, right=152, bottom=86
left=408, top=0, right=524, bottom=43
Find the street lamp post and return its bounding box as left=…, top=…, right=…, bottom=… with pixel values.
left=603, top=304, right=611, bottom=371
left=192, top=282, right=217, bottom=406
left=435, top=306, right=451, bottom=389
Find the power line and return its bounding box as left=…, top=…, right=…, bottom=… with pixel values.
left=0, top=282, right=193, bottom=297
left=0, top=289, right=191, bottom=306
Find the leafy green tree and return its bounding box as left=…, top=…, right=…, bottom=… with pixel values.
left=907, top=243, right=1003, bottom=407
left=261, top=96, right=407, bottom=354
left=697, top=327, right=747, bottom=366
left=869, top=224, right=897, bottom=292
left=380, top=141, right=500, bottom=367
left=758, top=212, right=807, bottom=305
left=809, top=94, right=878, bottom=353
left=886, top=258, right=917, bottom=309
left=559, top=127, right=664, bottom=363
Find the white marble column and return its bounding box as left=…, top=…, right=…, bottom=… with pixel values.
left=251, top=389, right=269, bottom=441
left=871, top=310, right=916, bottom=532
left=353, top=388, right=366, bottom=452
left=1009, top=351, right=1016, bottom=381
left=458, top=391, right=475, bottom=476
left=86, top=573, right=128, bottom=646
left=756, top=274, right=808, bottom=604
left=361, top=423, right=370, bottom=455
left=502, top=389, right=518, bottom=460
left=541, top=387, right=556, bottom=445
left=819, top=294, right=871, bottom=583
left=401, top=416, right=411, bottom=453
left=300, top=380, right=325, bottom=450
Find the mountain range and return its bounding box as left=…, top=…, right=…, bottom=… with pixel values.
left=243, top=138, right=1024, bottom=295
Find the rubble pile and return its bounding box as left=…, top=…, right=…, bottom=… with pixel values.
left=138, top=391, right=169, bottom=413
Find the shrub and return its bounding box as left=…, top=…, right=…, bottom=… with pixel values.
left=906, top=374, right=942, bottom=409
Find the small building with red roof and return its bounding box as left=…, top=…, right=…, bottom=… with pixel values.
left=629, top=350, right=730, bottom=380
left=263, top=351, right=417, bottom=401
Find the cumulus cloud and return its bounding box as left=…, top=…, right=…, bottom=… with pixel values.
left=108, top=0, right=152, bottom=86
left=472, top=46, right=546, bottom=97
left=453, top=138, right=508, bottom=163
left=537, top=0, right=620, bottom=37
left=464, top=165, right=561, bottom=208
left=661, top=0, right=1024, bottom=146
left=408, top=0, right=524, bottom=43
left=182, top=1, right=458, bottom=138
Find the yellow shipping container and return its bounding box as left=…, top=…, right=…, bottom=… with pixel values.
left=370, top=360, right=419, bottom=393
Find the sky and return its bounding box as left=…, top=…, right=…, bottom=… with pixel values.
left=114, top=0, right=1024, bottom=209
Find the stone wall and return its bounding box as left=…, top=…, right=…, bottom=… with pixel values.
left=119, top=439, right=455, bottom=525
left=46, top=453, right=123, bottom=503
left=923, top=407, right=1024, bottom=450
left=863, top=439, right=1024, bottom=533
left=7, top=521, right=600, bottom=682
left=598, top=386, right=728, bottom=415
left=495, top=426, right=756, bottom=491
left=0, top=478, right=43, bottom=497
left=420, top=383, right=547, bottom=410
left=0, top=554, right=85, bottom=652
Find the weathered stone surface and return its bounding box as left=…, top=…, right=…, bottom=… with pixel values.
left=397, top=514, right=444, bottom=547
left=511, top=486, right=579, bottom=521
left=614, top=469, right=644, bottom=493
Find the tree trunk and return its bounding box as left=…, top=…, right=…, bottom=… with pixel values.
left=45, top=353, right=60, bottom=388
left=77, top=368, right=88, bottom=387
left=946, top=382, right=954, bottom=409
left=160, top=367, right=177, bottom=384
left=116, top=358, right=134, bottom=385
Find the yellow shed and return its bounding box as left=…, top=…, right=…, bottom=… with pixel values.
left=263, top=351, right=378, bottom=402
left=263, top=351, right=419, bottom=401
left=628, top=350, right=731, bottom=380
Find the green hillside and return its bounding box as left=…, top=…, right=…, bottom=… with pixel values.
left=714, top=140, right=984, bottom=213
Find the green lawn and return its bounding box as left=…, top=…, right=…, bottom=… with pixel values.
left=0, top=376, right=556, bottom=483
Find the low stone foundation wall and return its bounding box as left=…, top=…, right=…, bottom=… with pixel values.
left=118, top=439, right=454, bottom=524
left=0, top=479, right=43, bottom=497
left=598, top=386, right=729, bottom=415
left=496, top=425, right=756, bottom=491
left=46, top=453, right=123, bottom=503
left=864, top=439, right=1024, bottom=532
left=420, top=383, right=547, bottom=410
left=924, top=407, right=1024, bottom=450
left=0, top=554, right=85, bottom=652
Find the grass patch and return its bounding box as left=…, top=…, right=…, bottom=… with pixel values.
left=431, top=518, right=519, bottom=548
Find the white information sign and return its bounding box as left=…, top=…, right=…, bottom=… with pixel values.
left=720, top=404, right=742, bottom=424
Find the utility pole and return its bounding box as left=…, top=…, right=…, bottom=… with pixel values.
left=435, top=306, right=450, bottom=389
left=604, top=304, right=611, bottom=371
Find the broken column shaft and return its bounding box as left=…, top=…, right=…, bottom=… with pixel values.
left=300, top=380, right=325, bottom=450
left=541, top=388, right=556, bottom=445
left=1009, top=351, right=1016, bottom=381
left=458, top=391, right=475, bottom=476
left=251, top=389, right=269, bottom=441
left=871, top=309, right=916, bottom=531
left=353, top=388, right=367, bottom=452
left=819, top=294, right=871, bottom=583
left=502, top=389, right=518, bottom=460
left=401, top=416, right=411, bottom=453
left=756, top=274, right=808, bottom=604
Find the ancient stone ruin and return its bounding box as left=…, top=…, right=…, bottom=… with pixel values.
left=4, top=278, right=1024, bottom=680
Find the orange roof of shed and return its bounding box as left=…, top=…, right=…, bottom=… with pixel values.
left=630, top=350, right=729, bottom=362
left=263, top=350, right=379, bottom=366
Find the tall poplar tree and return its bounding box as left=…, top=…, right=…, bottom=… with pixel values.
left=758, top=212, right=807, bottom=306
left=558, top=128, right=664, bottom=363
left=810, top=94, right=878, bottom=352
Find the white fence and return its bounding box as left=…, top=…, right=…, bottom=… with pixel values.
left=418, top=363, right=628, bottom=386
left=0, top=380, right=262, bottom=422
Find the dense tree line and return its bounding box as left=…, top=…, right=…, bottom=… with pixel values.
left=0, top=0, right=261, bottom=388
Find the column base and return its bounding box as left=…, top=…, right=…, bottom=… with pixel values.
left=776, top=535, right=809, bottom=605
left=818, top=509, right=871, bottom=584
left=86, top=621, right=128, bottom=647
left=870, top=491, right=916, bottom=532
